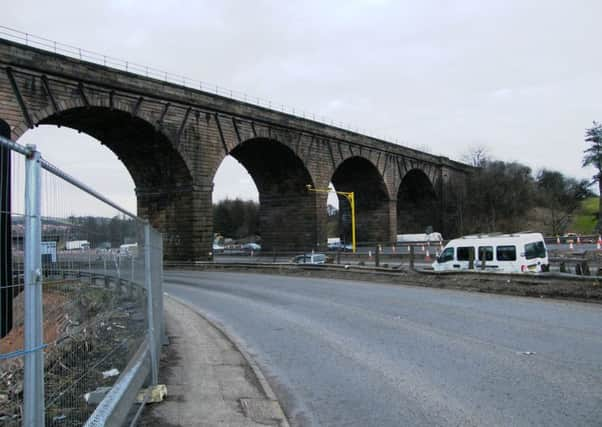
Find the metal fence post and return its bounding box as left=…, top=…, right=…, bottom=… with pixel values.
left=0, top=123, right=12, bottom=338
left=158, top=235, right=166, bottom=345
left=144, top=223, right=158, bottom=385
left=130, top=255, right=134, bottom=284
left=103, top=255, right=108, bottom=287
left=88, top=250, right=92, bottom=284
left=24, top=146, right=44, bottom=426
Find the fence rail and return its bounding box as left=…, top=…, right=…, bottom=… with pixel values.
left=0, top=135, right=163, bottom=426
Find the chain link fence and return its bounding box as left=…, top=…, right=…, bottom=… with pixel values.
left=0, top=135, right=163, bottom=426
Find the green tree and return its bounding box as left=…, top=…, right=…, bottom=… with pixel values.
left=464, top=160, right=535, bottom=233
left=213, top=198, right=259, bottom=239
left=536, top=170, right=593, bottom=235
left=582, top=121, right=602, bottom=231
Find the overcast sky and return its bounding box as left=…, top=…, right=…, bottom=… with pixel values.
left=5, top=0, right=602, bottom=214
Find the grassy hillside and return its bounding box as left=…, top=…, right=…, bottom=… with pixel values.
left=570, top=197, right=599, bottom=234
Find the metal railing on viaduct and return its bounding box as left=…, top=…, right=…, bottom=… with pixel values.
left=0, top=25, right=393, bottom=143
left=0, top=133, right=163, bottom=426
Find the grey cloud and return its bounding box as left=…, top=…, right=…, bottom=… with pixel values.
left=4, top=0, right=601, bottom=206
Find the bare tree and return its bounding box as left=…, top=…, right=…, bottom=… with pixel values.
left=462, top=145, right=490, bottom=168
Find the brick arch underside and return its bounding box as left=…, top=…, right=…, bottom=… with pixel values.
left=229, top=138, right=316, bottom=251
left=36, top=107, right=195, bottom=260
left=332, top=156, right=390, bottom=244
left=397, top=169, right=438, bottom=234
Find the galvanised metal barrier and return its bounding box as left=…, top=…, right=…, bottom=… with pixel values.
left=0, top=135, right=163, bottom=426
left=208, top=240, right=445, bottom=270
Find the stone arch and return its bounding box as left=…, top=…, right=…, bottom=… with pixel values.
left=220, top=137, right=317, bottom=251
left=331, top=156, right=392, bottom=244
left=14, top=101, right=195, bottom=260
left=397, top=169, right=439, bottom=234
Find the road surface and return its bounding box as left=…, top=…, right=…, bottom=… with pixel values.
left=165, top=271, right=602, bottom=427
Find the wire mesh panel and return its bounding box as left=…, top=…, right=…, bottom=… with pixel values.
left=0, top=138, right=162, bottom=426
left=0, top=149, right=25, bottom=426
left=38, top=167, right=148, bottom=426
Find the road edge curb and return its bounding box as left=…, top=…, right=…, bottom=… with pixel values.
left=164, top=293, right=291, bottom=427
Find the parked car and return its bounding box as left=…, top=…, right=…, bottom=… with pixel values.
left=242, top=242, right=261, bottom=251
left=291, top=253, right=329, bottom=264
left=119, top=243, right=138, bottom=257
left=396, top=232, right=443, bottom=243
left=327, top=241, right=353, bottom=251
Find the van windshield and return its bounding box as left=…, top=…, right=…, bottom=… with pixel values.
left=438, top=247, right=454, bottom=263
left=525, top=241, right=546, bottom=260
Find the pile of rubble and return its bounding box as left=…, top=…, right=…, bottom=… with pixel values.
left=0, top=281, right=147, bottom=425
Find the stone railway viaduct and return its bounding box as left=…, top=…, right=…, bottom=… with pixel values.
left=0, top=38, right=470, bottom=260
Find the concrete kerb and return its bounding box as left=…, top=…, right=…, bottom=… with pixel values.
left=164, top=293, right=291, bottom=427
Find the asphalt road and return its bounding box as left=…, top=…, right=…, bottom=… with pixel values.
left=165, top=271, right=602, bottom=427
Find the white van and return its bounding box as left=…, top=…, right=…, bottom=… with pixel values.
left=433, top=233, right=549, bottom=273
left=397, top=232, right=443, bottom=243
